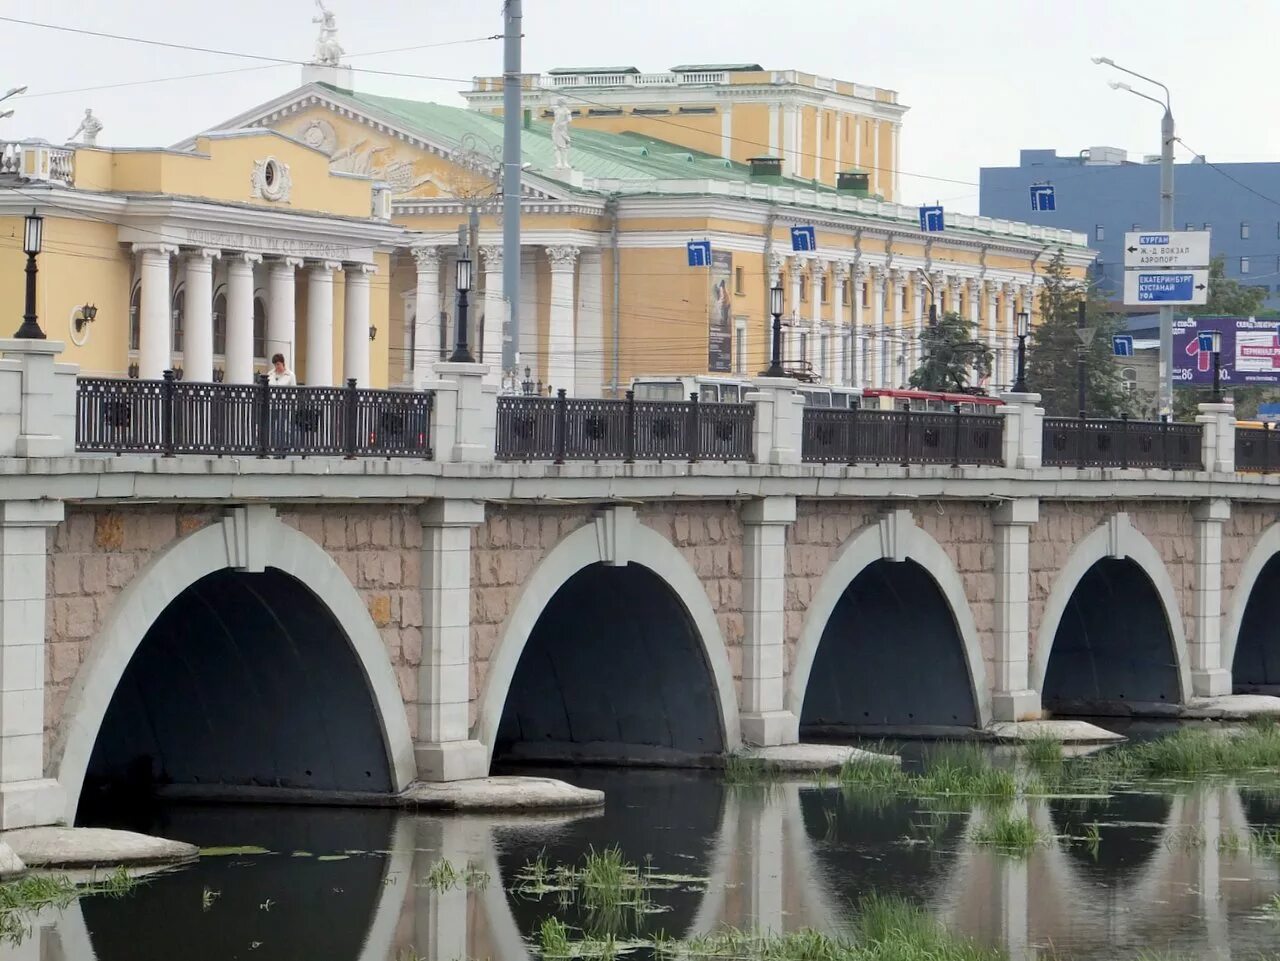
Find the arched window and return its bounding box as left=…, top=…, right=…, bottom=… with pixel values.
left=253, top=296, right=267, bottom=359
left=128, top=283, right=141, bottom=351
left=1122, top=366, right=1138, bottom=394
left=171, top=287, right=186, bottom=354
left=212, top=289, right=227, bottom=355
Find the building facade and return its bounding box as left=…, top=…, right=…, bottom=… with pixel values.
left=981, top=147, right=1280, bottom=309
left=1, top=60, right=1090, bottom=395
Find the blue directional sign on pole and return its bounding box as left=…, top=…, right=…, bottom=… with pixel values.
left=790, top=225, right=816, bottom=252
left=1112, top=335, right=1134, bottom=357
left=1030, top=184, right=1056, bottom=212
left=1123, top=269, right=1209, bottom=306
left=686, top=240, right=711, bottom=267
left=919, top=205, right=945, bottom=233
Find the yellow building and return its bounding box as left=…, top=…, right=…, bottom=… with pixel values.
left=0, top=56, right=1092, bottom=396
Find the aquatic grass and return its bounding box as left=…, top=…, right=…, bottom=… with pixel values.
left=539, top=916, right=572, bottom=957
left=1250, top=826, right=1280, bottom=857
left=1072, top=725, right=1280, bottom=783
left=201, top=885, right=220, bottom=911
left=0, top=868, right=140, bottom=945
left=838, top=743, right=1022, bottom=803
left=971, top=812, right=1046, bottom=854
left=1023, top=734, right=1064, bottom=768
left=722, top=753, right=782, bottom=786
left=422, top=858, right=490, bottom=892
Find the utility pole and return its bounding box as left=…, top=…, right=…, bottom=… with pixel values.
left=1077, top=300, right=1088, bottom=419
left=501, top=0, right=523, bottom=377
left=1158, top=104, right=1175, bottom=420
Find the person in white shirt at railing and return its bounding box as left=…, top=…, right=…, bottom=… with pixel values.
left=267, top=353, right=296, bottom=386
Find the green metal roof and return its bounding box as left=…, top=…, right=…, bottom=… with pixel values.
left=670, top=63, right=763, bottom=72
left=547, top=66, right=640, bottom=75
left=321, top=84, right=827, bottom=192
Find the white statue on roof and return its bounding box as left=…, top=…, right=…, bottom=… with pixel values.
left=312, top=0, right=344, bottom=66
left=68, top=108, right=102, bottom=146
left=551, top=97, right=572, bottom=170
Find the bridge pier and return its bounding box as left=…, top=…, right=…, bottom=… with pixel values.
left=740, top=496, right=800, bottom=747
left=1191, top=499, right=1233, bottom=697
left=992, top=499, right=1041, bottom=722
left=416, top=499, right=489, bottom=781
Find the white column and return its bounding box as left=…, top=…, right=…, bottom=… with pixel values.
left=1002, top=282, right=1017, bottom=390
left=852, top=117, right=861, bottom=171
left=576, top=249, right=604, bottom=397
left=891, top=269, right=905, bottom=387
left=412, top=245, right=442, bottom=386
left=851, top=263, right=864, bottom=386
left=871, top=120, right=881, bottom=195
left=546, top=245, right=579, bottom=396
left=782, top=105, right=799, bottom=178
left=480, top=245, right=505, bottom=386
left=182, top=248, right=219, bottom=382
left=134, top=244, right=177, bottom=379
left=870, top=267, right=885, bottom=388
left=891, top=122, right=901, bottom=202
left=519, top=247, right=537, bottom=366
left=342, top=263, right=374, bottom=386
left=831, top=263, right=847, bottom=386
left=224, top=252, right=261, bottom=384
left=1191, top=499, right=1233, bottom=696
left=1017, top=282, right=1033, bottom=388
left=986, top=280, right=1001, bottom=389
left=0, top=500, right=65, bottom=828
left=911, top=274, right=925, bottom=375
left=266, top=257, right=302, bottom=368
left=720, top=104, right=733, bottom=159
left=416, top=500, right=488, bottom=781
left=740, top=496, right=799, bottom=746
left=305, top=260, right=339, bottom=386
left=787, top=258, right=803, bottom=367
left=810, top=262, right=823, bottom=374
left=992, top=499, right=1041, bottom=721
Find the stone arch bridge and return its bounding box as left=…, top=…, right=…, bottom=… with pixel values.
left=0, top=449, right=1277, bottom=829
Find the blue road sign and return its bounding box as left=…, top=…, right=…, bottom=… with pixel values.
left=1125, top=270, right=1209, bottom=305
left=1198, top=332, right=1218, bottom=353
left=919, top=205, right=945, bottom=232
left=1112, top=335, right=1134, bottom=357
left=1030, top=184, right=1056, bottom=212
left=790, top=225, right=816, bottom=252
left=686, top=240, right=711, bottom=267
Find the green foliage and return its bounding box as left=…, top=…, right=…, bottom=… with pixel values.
left=1026, top=249, right=1136, bottom=417
left=837, top=743, right=1021, bottom=801
left=971, top=812, right=1046, bottom=854
left=0, top=868, right=139, bottom=945
left=1174, top=256, right=1280, bottom=420
left=910, top=312, right=992, bottom=392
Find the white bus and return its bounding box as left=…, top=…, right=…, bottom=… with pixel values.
left=630, top=375, right=757, bottom=404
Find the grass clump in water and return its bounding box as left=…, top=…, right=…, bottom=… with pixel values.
left=722, top=753, right=782, bottom=786
left=1023, top=735, right=1063, bottom=768
left=838, top=742, right=1020, bottom=802
left=971, top=812, right=1046, bottom=854
left=0, top=868, right=139, bottom=945
left=1071, top=724, right=1280, bottom=784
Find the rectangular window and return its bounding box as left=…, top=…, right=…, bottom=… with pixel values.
left=823, top=112, right=831, bottom=139
left=1095, top=225, right=1105, bottom=241
left=861, top=282, right=868, bottom=308
left=1241, top=256, right=1251, bottom=274
left=733, top=266, right=744, bottom=295
left=799, top=331, right=808, bottom=362
left=1242, top=221, right=1251, bottom=239
left=843, top=279, right=851, bottom=303
left=1186, top=222, right=1196, bottom=231
left=800, top=278, right=808, bottom=303
left=820, top=275, right=829, bottom=303
left=1204, top=222, right=1212, bottom=232
left=734, top=320, right=747, bottom=375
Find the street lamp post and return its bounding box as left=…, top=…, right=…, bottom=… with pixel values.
left=1013, top=310, right=1030, bottom=393
left=1206, top=330, right=1223, bottom=403
left=448, top=255, right=475, bottom=363
left=0, top=85, right=27, bottom=121
left=14, top=209, right=45, bottom=339
left=1095, top=57, right=1175, bottom=420
left=761, top=284, right=785, bottom=378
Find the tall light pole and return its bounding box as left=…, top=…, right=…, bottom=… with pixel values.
left=500, top=1, right=522, bottom=378
left=0, top=85, right=27, bottom=121
left=1094, top=57, right=1175, bottom=420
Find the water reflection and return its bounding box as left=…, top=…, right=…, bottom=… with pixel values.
left=11, top=775, right=1280, bottom=961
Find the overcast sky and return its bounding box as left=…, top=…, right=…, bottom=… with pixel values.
left=4, top=0, right=1278, bottom=214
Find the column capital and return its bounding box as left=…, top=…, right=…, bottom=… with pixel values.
left=992, top=498, right=1040, bottom=527
left=344, top=262, right=377, bottom=276
left=131, top=243, right=178, bottom=258
left=411, top=244, right=442, bottom=269
left=184, top=247, right=221, bottom=263
left=269, top=256, right=305, bottom=271
left=311, top=259, right=342, bottom=272
left=546, top=245, right=580, bottom=271
left=768, top=252, right=787, bottom=281
left=831, top=261, right=849, bottom=283
left=227, top=251, right=263, bottom=268
left=480, top=244, right=504, bottom=269
left=810, top=261, right=827, bottom=279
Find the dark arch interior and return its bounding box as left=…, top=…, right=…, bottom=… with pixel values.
left=1043, top=557, right=1180, bottom=716
left=79, top=568, right=392, bottom=823
left=495, top=562, right=724, bottom=764
left=800, top=558, right=979, bottom=734
left=1233, top=553, right=1280, bottom=693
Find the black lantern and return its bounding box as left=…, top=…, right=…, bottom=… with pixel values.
left=1013, top=310, right=1030, bottom=394
left=761, top=283, right=786, bottom=378
left=1207, top=329, right=1223, bottom=403
left=449, top=256, right=475, bottom=363
left=14, top=209, right=45, bottom=339
left=74, top=303, right=98, bottom=334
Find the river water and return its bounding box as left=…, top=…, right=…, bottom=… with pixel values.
left=10, top=764, right=1280, bottom=960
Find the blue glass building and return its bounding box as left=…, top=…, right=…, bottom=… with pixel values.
left=980, top=148, right=1280, bottom=309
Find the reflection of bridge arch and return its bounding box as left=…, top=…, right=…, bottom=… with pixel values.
left=1033, top=514, right=1189, bottom=714
left=1224, top=522, right=1280, bottom=691
left=476, top=507, right=740, bottom=767
left=788, top=510, right=990, bottom=733
left=54, top=506, right=415, bottom=824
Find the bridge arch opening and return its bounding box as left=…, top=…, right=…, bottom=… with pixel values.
left=478, top=510, right=738, bottom=768
left=56, top=508, right=415, bottom=824
left=1042, top=557, right=1180, bottom=715
left=799, top=558, right=980, bottom=734
left=1232, top=552, right=1280, bottom=693
left=78, top=568, right=393, bottom=822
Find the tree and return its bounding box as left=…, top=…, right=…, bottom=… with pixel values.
left=909, top=312, right=992, bottom=392
left=1173, top=255, right=1280, bottom=420
left=1025, top=249, right=1136, bottom=418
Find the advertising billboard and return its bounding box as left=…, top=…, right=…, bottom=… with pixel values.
left=1172, top=316, right=1280, bottom=387
left=707, top=250, right=733, bottom=373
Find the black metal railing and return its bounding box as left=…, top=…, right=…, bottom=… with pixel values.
left=801, top=407, right=1004, bottom=466
left=1237, top=426, right=1280, bottom=473
left=496, top=390, right=755, bottom=463
left=1041, top=417, right=1202, bottom=470
left=76, top=372, right=434, bottom=458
